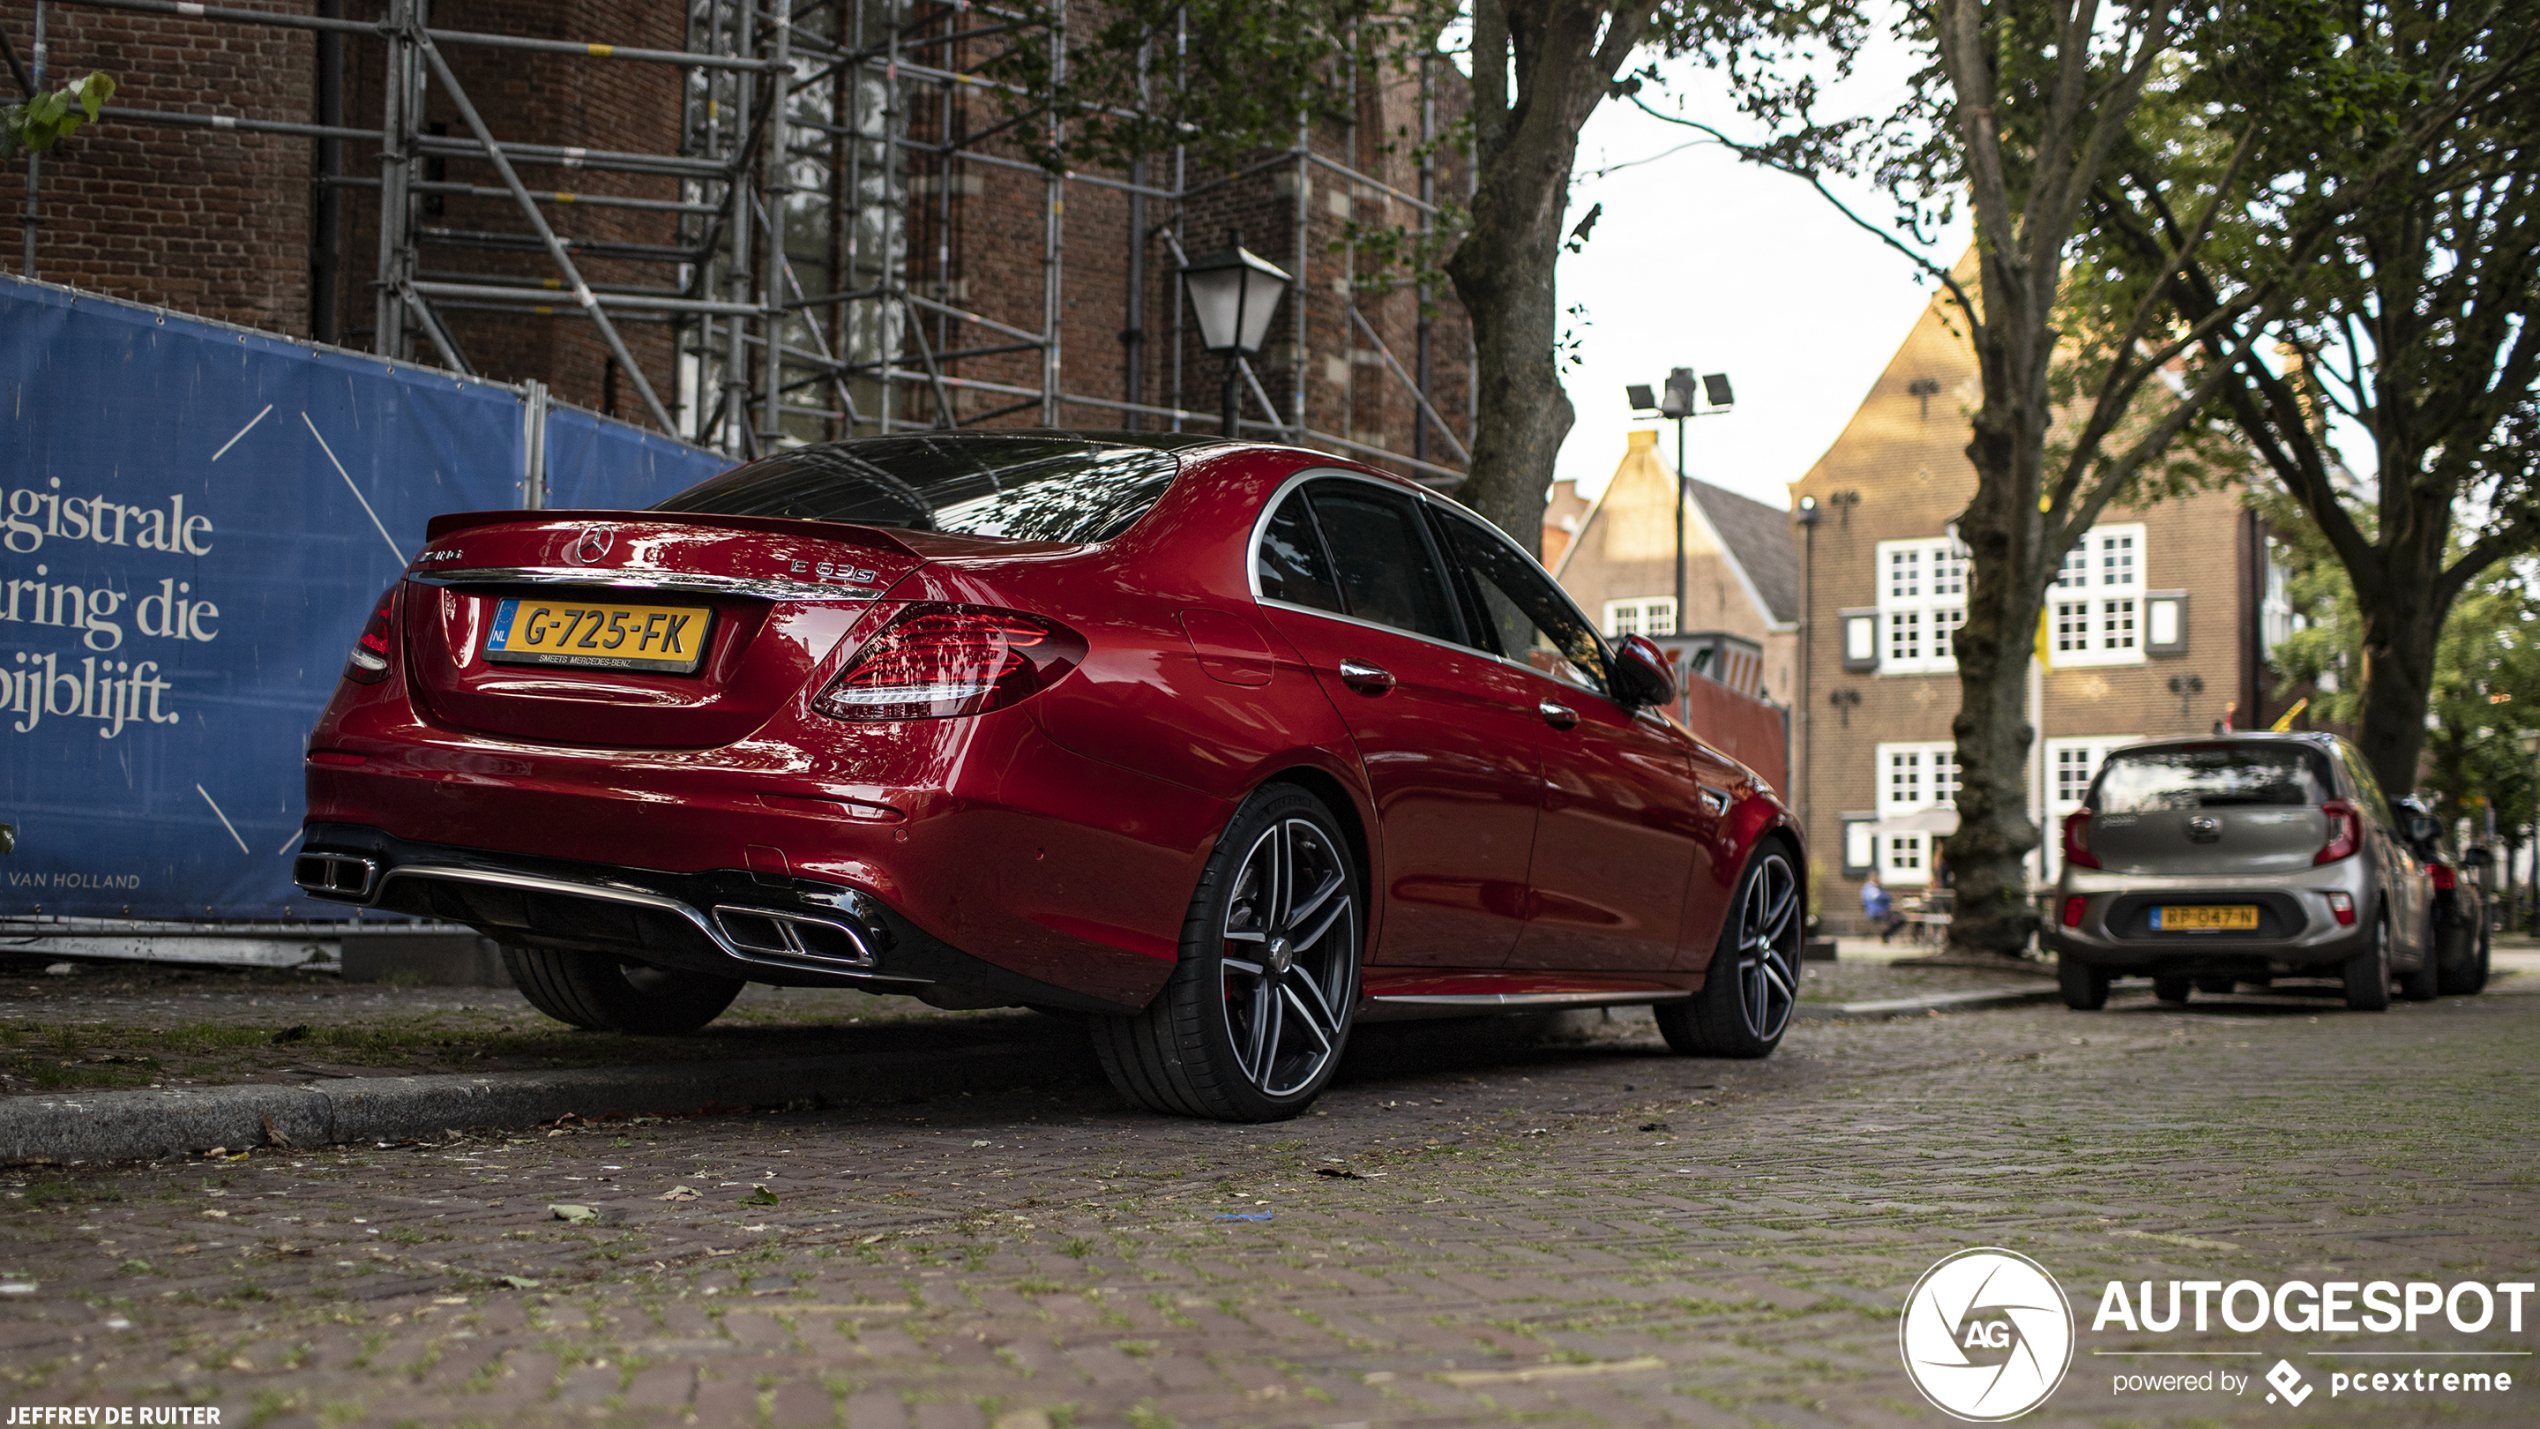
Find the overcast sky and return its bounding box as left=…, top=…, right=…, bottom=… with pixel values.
left=1551, top=42, right=1971, bottom=511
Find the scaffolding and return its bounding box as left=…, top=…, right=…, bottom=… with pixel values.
left=19, top=0, right=1471, bottom=483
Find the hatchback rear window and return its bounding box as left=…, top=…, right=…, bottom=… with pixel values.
left=2092, top=744, right=2334, bottom=812
left=656, top=434, right=1192, bottom=543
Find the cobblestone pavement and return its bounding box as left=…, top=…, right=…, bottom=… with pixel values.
left=0, top=956, right=2036, bottom=1094
left=1, top=962, right=2533, bottom=1428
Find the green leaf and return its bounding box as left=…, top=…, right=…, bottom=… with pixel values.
left=74, top=72, right=114, bottom=121
left=497, top=1274, right=542, bottom=1290
left=740, top=1184, right=780, bottom=1206
left=548, top=1203, right=599, bottom=1224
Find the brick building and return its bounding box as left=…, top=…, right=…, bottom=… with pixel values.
left=0, top=0, right=1470, bottom=477
left=1792, top=283, right=2284, bottom=932
left=1547, top=428, right=1798, bottom=706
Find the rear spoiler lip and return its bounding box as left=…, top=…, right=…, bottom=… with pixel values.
left=420, top=508, right=923, bottom=556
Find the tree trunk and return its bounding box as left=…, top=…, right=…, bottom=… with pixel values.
left=1946, top=379, right=2052, bottom=958
left=1444, top=169, right=1572, bottom=559
left=2353, top=592, right=2444, bottom=802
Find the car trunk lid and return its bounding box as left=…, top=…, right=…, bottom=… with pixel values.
left=400, top=513, right=924, bottom=748
left=2087, top=805, right=2331, bottom=877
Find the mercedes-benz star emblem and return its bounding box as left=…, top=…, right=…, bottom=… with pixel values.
left=569, top=526, right=613, bottom=565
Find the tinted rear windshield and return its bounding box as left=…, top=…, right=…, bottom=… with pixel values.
left=655, top=435, right=1185, bottom=543
left=2093, top=744, right=2334, bottom=812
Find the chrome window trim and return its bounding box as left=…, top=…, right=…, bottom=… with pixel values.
left=406, top=567, right=883, bottom=602
left=1243, top=466, right=1629, bottom=714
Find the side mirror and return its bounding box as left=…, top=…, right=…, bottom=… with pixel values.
left=2405, top=812, right=2440, bottom=846
left=1612, top=633, right=1678, bottom=710
left=2461, top=846, right=2493, bottom=871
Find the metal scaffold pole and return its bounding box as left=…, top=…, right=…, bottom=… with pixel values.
left=23, top=0, right=1473, bottom=483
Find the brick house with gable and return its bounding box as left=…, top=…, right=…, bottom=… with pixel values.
left=1791, top=283, right=2285, bottom=932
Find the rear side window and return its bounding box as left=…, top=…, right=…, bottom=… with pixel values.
left=1302, top=484, right=1464, bottom=644
left=1254, top=491, right=1343, bottom=614
left=2093, top=744, right=2334, bottom=813
left=1433, top=508, right=1609, bottom=696
left=656, top=435, right=1183, bottom=543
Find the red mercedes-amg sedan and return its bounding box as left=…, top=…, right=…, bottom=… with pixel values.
left=297, top=433, right=1802, bottom=1120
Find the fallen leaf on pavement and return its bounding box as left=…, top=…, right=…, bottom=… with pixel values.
left=550, top=1204, right=599, bottom=1224
left=656, top=1185, right=701, bottom=1202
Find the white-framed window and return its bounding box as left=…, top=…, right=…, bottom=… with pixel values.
left=2046, top=523, right=2148, bottom=667
left=1874, top=535, right=1970, bottom=675
left=1875, top=740, right=1960, bottom=885
left=1602, top=597, right=1678, bottom=638
left=2041, top=735, right=2139, bottom=880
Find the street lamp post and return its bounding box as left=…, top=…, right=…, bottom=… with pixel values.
left=1179, top=229, right=1292, bottom=439
left=1625, top=368, right=1735, bottom=635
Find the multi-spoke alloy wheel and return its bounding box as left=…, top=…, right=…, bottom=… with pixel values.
left=1094, top=785, right=1361, bottom=1120
left=1657, top=845, right=1800, bottom=1059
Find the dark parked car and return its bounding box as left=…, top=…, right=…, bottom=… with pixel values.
left=2395, top=796, right=2492, bottom=995
left=2047, top=733, right=2445, bottom=1011
left=294, top=433, right=1804, bottom=1121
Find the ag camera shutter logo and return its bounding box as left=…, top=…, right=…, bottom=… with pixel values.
left=1901, top=1248, right=2076, bottom=1420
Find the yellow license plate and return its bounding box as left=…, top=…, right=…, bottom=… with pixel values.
left=485, top=597, right=713, bottom=673
left=2155, top=904, right=2259, bottom=931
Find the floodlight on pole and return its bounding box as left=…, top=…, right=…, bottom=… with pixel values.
left=1179, top=229, right=1291, bottom=439
left=1625, top=366, right=1737, bottom=636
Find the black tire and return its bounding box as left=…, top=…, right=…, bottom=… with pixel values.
left=2058, top=952, right=2110, bottom=1010
left=2342, top=917, right=2393, bottom=1012
left=1656, top=844, right=1800, bottom=1059
left=501, top=946, right=744, bottom=1034
left=2439, top=920, right=2491, bottom=996
left=2194, top=975, right=2237, bottom=995
left=1091, top=784, right=1361, bottom=1122
left=2152, top=975, right=2193, bottom=1005
left=2398, top=936, right=2441, bottom=1002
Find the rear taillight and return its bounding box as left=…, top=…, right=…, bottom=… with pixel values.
left=2430, top=862, right=2457, bottom=890
left=2061, top=895, right=2087, bottom=928
left=2316, top=800, right=2361, bottom=864
left=2062, top=809, right=2100, bottom=869
left=2327, top=890, right=2356, bottom=925
left=812, top=605, right=1084, bottom=722
left=345, top=585, right=398, bottom=684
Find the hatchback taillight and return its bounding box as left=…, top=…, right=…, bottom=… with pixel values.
left=344, top=586, right=398, bottom=684
left=2062, top=809, right=2100, bottom=869
left=2430, top=862, right=2457, bottom=891
left=2316, top=800, right=2361, bottom=864
left=812, top=605, right=1084, bottom=722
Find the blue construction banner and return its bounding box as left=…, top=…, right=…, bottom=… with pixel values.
left=544, top=404, right=729, bottom=511
left=0, top=277, right=727, bottom=918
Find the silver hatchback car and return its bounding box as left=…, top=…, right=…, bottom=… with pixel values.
left=2046, top=733, right=2436, bottom=1011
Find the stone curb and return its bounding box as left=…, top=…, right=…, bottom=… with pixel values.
left=0, top=1043, right=1079, bottom=1165
left=1795, top=987, right=2064, bottom=1020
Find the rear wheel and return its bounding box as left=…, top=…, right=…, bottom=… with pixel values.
left=2439, top=920, right=2491, bottom=996
left=1656, top=845, right=1799, bottom=1058
left=2152, top=975, right=2193, bottom=1005
left=2057, top=952, right=2110, bottom=1011
left=1092, top=785, right=1360, bottom=1122
left=2398, top=936, right=2441, bottom=1002
left=2342, top=917, right=2393, bottom=1012
left=501, top=946, right=744, bottom=1034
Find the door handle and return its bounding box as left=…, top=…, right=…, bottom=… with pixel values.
left=1538, top=701, right=1578, bottom=730
left=1337, top=659, right=1396, bottom=695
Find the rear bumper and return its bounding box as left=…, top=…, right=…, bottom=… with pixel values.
left=2044, top=876, right=2376, bottom=972
left=294, top=823, right=1145, bottom=1014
